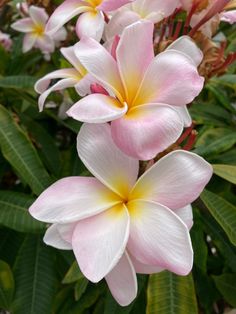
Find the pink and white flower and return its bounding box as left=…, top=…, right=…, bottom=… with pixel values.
left=105, top=0, right=181, bottom=41
left=0, top=31, right=12, bottom=51
left=67, top=21, right=204, bottom=160
left=35, top=45, right=93, bottom=111
left=29, top=123, right=212, bottom=306
left=11, top=5, right=67, bottom=56
left=220, top=9, right=236, bottom=23
left=45, top=0, right=134, bottom=41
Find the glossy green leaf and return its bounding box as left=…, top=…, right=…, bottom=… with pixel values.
left=213, top=273, right=236, bottom=307
left=11, top=235, right=56, bottom=314
left=0, top=76, right=36, bottom=89
left=0, top=105, right=52, bottom=195
left=147, top=271, right=198, bottom=314
left=0, top=191, right=45, bottom=233
left=0, top=260, right=15, bottom=310
left=212, top=164, right=236, bottom=184
left=201, top=190, right=236, bottom=245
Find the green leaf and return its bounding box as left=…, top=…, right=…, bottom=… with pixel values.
left=62, top=261, right=84, bottom=284
left=74, top=278, right=89, bottom=301
left=11, top=235, right=57, bottom=314
left=0, top=76, right=36, bottom=90
left=213, top=273, right=236, bottom=307
left=201, top=190, right=236, bottom=245
left=193, top=133, right=236, bottom=157
left=0, top=260, right=15, bottom=310
left=212, top=164, right=236, bottom=184
left=147, top=271, right=198, bottom=314
left=0, top=105, right=52, bottom=195
left=0, top=191, right=45, bottom=233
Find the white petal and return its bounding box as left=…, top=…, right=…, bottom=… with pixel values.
left=72, top=204, right=129, bottom=282
left=175, top=205, right=193, bottom=230
left=127, top=200, right=193, bottom=275
left=29, top=177, right=122, bottom=223
left=76, top=11, right=104, bottom=41
left=130, top=150, right=213, bottom=209
left=77, top=123, right=139, bottom=198
left=43, top=224, right=72, bottom=250
left=105, top=252, right=137, bottom=306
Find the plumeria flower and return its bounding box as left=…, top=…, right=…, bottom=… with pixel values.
left=29, top=123, right=213, bottom=306
left=45, top=0, right=134, bottom=41
left=66, top=21, right=204, bottom=160
left=0, top=31, right=12, bottom=51
left=34, top=45, right=94, bottom=111
left=11, top=5, right=67, bottom=55
left=105, top=0, right=181, bottom=41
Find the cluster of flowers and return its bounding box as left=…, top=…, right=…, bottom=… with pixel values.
left=9, top=0, right=236, bottom=306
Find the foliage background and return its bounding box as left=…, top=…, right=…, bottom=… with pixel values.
left=0, top=2, right=236, bottom=314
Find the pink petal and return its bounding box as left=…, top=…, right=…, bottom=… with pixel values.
left=221, top=10, right=236, bottom=24
left=35, top=68, right=79, bottom=94
left=22, top=33, right=36, bottom=52
left=130, top=150, right=213, bottom=209
left=45, top=0, right=88, bottom=35
left=105, top=252, right=137, bottom=306
left=129, top=253, right=164, bottom=274
left=35, top=34, right=55, bottom=53
left=74, top=73, right=96, bottom=96
left=60, top=46, right=85, bottom=73
left=38, top=77, right=78, bottom=112
left=52, top=27, right=67, bottom=43
left=111, top=104, right=183, bottom=160
left=175, top=205, right=193, bottom=230
left=77, top=123, right=139, bottom=198
left=174, top=105, right=192, bottom=127
left=72, top=204, right=129, bottom=282
left=132, top=0, right=181, bottom=23
left=11, top=18, right=34, bottom=32
left=98, top=0, right=133, bottom=12
left=29, top=177, right=122, bottom=223
left=133, top=50, right=204, bottom=107
left=43, top=224, right=73, bottom=250
left=127, top=200, right=193, bottom=275
left=76, top=11, right=104, bottom=41
left=167, top=35, right=203, bottom=66
left=105, top=10, right=140, bottom=40
left=74, top=37, right=124, bottom=100
left=116, top=20, right=154, bottom=104
left=29, top=5, right=48, bottom=26
left=67, top=93, right=127, bottom=123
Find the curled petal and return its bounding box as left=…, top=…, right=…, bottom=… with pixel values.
left=167, top=35, right=203, bottom=67
left=60, top=46, right=85, bottom=74
left=43, top=224, right=73, bottom=250
left=174, top=105, right=192, bottom=127
left=76, top=11, right=104, bottom=41
left=127, top=200, right=193, bottom=275
left=130, top=150, right=213, bottom=209
left=35, top=68, right=79, bottom=94
left=72, top=204, right=129, bottom=282
left=105, top=252, right=137, bottom=306
left=111, top=104, right=183, bottom=160
left=77, top=123, right=139, bottom=198
left=38, top=77, right=78, bottom=111
left=175, top=205, right=193, bottom=230
left=29, top=177, right=121, bottom=223
left=45, top=0, right=89, bottom=34
left=67, top=94, right=127, bottom=123
left=74, top=37, right=124, bottom=100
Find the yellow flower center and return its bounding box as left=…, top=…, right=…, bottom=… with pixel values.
left=32, top=24, right=45, bottom=36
